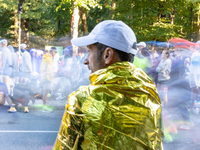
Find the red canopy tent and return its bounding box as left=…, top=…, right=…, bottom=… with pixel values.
left=168, top=38, right=197, bottom=51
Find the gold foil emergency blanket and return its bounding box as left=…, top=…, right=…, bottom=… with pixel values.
left=53, top=62, right=164, bottom=150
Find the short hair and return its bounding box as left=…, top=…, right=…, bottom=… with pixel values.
left=141, top=47, right=150, bottom=57
left=50, top=47, right=57, bottom=52
left=94, top=42, right=134, bottom=63
left=163, top=50, right=170, bottom=58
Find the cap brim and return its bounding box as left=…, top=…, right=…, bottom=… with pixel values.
left=71, top=35, right=97, bottom=47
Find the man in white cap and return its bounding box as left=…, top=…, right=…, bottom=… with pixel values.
left=137, top=41, right=146, bottom=51
left=20, top=43, right=27, bottom=54
left=135, top=41, right=147, bottom=59
left=0, top=39, right=12, bottom=95
left=50, top=47, right=59, bottom=77
left=21, top=44, right=32, bottom=83
left=53, top=20, right=163, bottom=150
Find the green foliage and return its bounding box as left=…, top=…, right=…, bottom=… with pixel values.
left=0, top=11, right=14, bottom=39
left=0, top=0, right=18, bottom=38
left=1, top=0, right=200, bottom=44
left=111, top=0, right=200, bottom=41
left=86, top=0, right=113, bottom=32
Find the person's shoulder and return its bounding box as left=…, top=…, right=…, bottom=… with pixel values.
left=2, top=47, right=7, bottom=53
left=5, top=47, right=10, bottom=51
left=166, top=58, right=172, bottom=63
left=42, top=54, right=53, bottom=62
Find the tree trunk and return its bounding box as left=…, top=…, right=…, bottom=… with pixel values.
left=14, top=13, right=19, bottom=46
left=21, top=18, right=29, bottom=45
left=80, top=6, right=87, bottom=36
left=170, top=8, right=175, bottom=25
left=58, top=19, right=61, bottom=30
left=158, top=12, right=162, bottom=22
left=19, top=0, right=30, bottom=47
left=158, top=1, right=165, bottom=23
left=190, top=3, right=194, bottom=41
left=71, top=1, right=80, bottom=57
left=25, top=18, right=29, bottom=46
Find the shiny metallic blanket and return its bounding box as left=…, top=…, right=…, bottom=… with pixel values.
left=54, top=62, right=164, bottom=150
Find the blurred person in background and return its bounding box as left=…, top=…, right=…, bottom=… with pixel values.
left=169, top=50, right=175, bottom=63
left=70, top=56, right=81, bottom=88
left=9, top=72, right=42, bottom=113
left=30, top=49, right=38, bottom=73
left=21, top=44, right=32, bottom=84
left=54, top=20, right=163, bottom=150
left=156, top=50, right=171, bottom=107
left=0, top=81, right=15, bottom=112
left=167, top=49, right=193, bottom=130
left=20, top=43, right=27, bottom=55
left=40, top=49, right=53, bottom=111
left=133, top=47, right=152, bottom=79
left=0, top=82, right=17, bottom=113
left=18, top=43, right=27, bottom=71
left=137, top=41, right=146, bottom=52
left=136, top=41, right=146, bottom=58
left=151, top=49, right=161, bottom=86
left=50, top=47, right=59, bottom=78
left=189, top=42, right=200, bottom=111
left=170, top=49, right=185, bottom=83
left=184, top=51, right=192, bottom=79
left=8, top=45, right=19, bottom=84
left=0, top=39, right=12, bottom=95
left=72, top=54, right=90, bottom=91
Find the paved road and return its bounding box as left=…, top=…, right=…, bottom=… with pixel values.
left=163, top=107, right=200, bottom=150
left=0, top=105, right=64, bottom=150
left=2, top=103, right=200, bottom=150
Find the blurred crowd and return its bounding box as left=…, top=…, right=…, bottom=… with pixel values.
left=1, top=37, right=200, bottom=141
left=134, top=40, right=200, bottom=142
left=0, top=39, right=90, bottom=113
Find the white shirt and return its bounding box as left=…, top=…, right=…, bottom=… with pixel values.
left=53, top=53, right=59, bottom=73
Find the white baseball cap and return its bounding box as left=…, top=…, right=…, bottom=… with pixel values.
left=71, top=20, right=137, bottom=55
left=0, top=39, right=7, bottom=46
left=20, top=43, right=27, bottom=49
left=137, top=42, right=146, bottom=47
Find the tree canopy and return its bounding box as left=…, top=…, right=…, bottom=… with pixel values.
left=0, top=0, right=200, bottom=48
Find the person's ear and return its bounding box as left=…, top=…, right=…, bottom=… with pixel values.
left=103, top=47, right=114, bottom=65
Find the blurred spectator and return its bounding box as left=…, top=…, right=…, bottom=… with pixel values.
left=136, top=42, right=146, bottom=58
left=137, top=41, right=146, bottom=52
left=50, top=47, right=59, bottom=77
left=151, top=50, right=161, bottom=86
left=8, top=45, right=19, bottom=84
left=156, top=50, right=171, bottom=107
left=189, top=45, right=200, bottom=110
left=30, top=49, right=38, bottom=73
left=40, top=49, right=53, bottom=111
left=0, top=82, right=17, bottom=113
left=169, top=50, right=175, bottom=63
left=63, top=45, right=73, bottom=56
left=184, top=51, right=192, bottom=79
left=0, top=39, right=12, bottom=95
left=21, top=45, right=32, bottom=83
left=20, top=43, right=27, bottom=54
left=133, top=47, right=152, bottom=79
left=10, top=72, right=42, bottom=113
left=171, top=49, right=185, bottom=81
